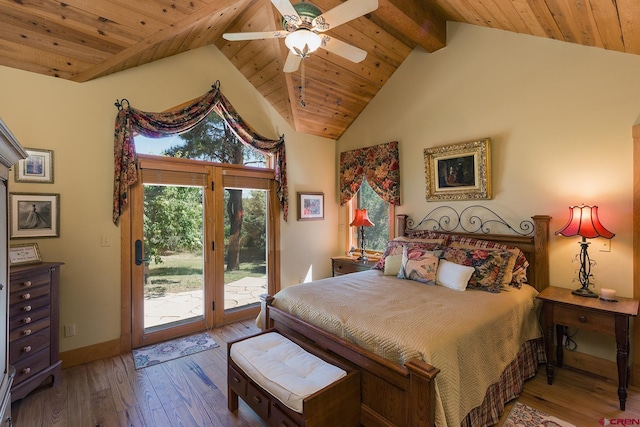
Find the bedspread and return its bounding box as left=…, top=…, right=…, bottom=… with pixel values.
left=271, top=269, right=542, bottom=427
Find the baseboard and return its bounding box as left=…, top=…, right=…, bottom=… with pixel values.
left=59, top=338, right=122, bottom=369
left=558, top=347, right=617, bottom=381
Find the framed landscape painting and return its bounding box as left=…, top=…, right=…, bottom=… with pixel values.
left=424, top=138, right=492, bottom=201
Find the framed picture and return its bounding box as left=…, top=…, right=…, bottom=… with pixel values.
left=297, top=192, right=324, bottom=221
left=9, top=243, right=42, bottom=266
left=14, top=148, right=54, bottom=183
left=9, top=192, right=60, bottom=238
left=424, top=138, right=492, bottom=201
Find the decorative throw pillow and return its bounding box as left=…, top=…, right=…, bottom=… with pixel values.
left=397, top=246, right=439, bottom=285
left=449, top=242, right=518, bottom=288
left=373, top=240, right=443, bottom=270
left=448, top=236, right=529, bottom=288
left=440, top=247, right=517, bottom=293
left=436, top=260, right=475, bottom=291
left=383, top=254, right=403, bottom=276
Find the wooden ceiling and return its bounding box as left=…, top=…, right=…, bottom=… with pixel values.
left=1, top=0, right=639, bottom=139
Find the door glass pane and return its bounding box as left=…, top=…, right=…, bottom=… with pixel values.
left=224, top=188, right=267, bottom=310
left=143, top=184, right=205, bottom=330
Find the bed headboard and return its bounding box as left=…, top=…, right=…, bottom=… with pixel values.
left=396, top=206, right=550, bottom=291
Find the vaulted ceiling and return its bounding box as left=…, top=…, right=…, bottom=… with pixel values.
left=1, top=0, right=639, bottom=139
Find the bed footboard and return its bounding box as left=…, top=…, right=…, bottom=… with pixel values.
left=260, top=295, right=440, bottom=427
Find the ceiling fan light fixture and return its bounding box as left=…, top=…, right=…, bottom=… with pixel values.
left=285, top=29, right=321, bottom=57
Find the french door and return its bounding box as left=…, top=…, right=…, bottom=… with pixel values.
left=126, top=156, right=279, bottom=348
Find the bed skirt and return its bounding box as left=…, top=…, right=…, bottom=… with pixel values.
left=461, top=337, right=546, bottom=427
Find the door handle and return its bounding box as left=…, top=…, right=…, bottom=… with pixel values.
left=135, top=240, right=150, bottom=266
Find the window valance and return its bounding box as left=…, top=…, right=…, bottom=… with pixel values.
left=339, top=140, right=400, bottom=206
left=113, top=82, right=288, bottom=224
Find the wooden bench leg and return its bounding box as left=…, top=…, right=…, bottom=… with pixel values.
left=228, top=386, right=239, bottom=412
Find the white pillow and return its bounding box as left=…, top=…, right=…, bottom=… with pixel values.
left=383, top=254, right=403, bottom=276
left=436, top=260, right=475, bottom=291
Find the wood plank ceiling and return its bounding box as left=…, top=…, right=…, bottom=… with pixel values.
left=1, top=0, right=639, bottom=139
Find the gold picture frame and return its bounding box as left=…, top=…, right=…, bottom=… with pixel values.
left=424, top=138, right=492, bottom=201
left=14, top=147, right=54, bottom=183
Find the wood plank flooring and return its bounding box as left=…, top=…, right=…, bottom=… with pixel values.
left=10, top=319, right=640, bottom=426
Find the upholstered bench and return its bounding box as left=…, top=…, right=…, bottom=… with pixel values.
left=228, top=330, right=360, bottom=427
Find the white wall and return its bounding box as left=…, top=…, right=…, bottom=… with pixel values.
left=0, top=44, right=338, bottom=353
left=338, top=22, right=640, bottom=360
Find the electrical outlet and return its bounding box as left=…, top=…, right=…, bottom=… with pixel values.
left=64, top=323, right=76, bottom=337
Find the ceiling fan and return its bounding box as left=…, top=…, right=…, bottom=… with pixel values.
left=223, top=0, right=378, bottom=73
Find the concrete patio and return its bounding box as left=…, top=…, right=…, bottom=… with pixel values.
left=144, top=276, right=267, bottom=328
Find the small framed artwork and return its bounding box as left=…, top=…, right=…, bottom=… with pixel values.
left=297, top=192, right=324, bottom=221
left=14, top=148, right=54, bottom=183
left=424, top=138, right=492, bottom=201
left=9, top=243, right=42, bottom=266
left=9, top=192, right=60, bottom=238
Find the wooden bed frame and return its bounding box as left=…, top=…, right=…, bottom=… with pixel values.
left=260, top=210, right=551, bottom=427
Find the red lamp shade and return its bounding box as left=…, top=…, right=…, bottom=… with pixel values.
left=350, top=209, right=374, bottom=227
left=555, top=205, right=614, bottom=239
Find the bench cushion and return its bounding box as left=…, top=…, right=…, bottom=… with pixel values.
left=230, top=332, right=347, bottom=413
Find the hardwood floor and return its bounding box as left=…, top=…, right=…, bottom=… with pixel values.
left=10, top=320, right=640, bottom=426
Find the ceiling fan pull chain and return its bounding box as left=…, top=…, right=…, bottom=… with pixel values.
left=300, top=60, right=306, bottom=107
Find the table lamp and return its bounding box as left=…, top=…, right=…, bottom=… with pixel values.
left=555, top=204, right=614, bottom=297
left=350, top=209, right=374, bottom=261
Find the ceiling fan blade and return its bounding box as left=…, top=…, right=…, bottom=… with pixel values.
left=313, top=0, right=378, bottom=31
left=321, top=37, right=367, bottom=63
left=223, top=30, right=289, bottom=41
left=271, top=0, right=301, bottom=24
left=283, top=52, right=302, bottom=73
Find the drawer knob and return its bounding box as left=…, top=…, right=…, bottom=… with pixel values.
left=232, top=377, right=240, bottom=383
left=21, top=293, right=31, bottom=300
left=22, top=317, right=31, bottom=324
left=22, top=305, right=31, bottom=312
left=252, top=396, right=262, bottom=404
left=22, top=281, right=32, bottom=287
left=22, top=329, right=31, bottom=336
left=578, top=315, right=587, bottom=323
left=23, top=346, right=31, bottom=353
left=21, top=368, right=30, bottom=375
left=337, top=265, right=343, bottom=270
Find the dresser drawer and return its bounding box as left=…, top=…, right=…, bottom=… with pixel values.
left=9, top=284, right=49, bottom=306
left=332, top=259, right=373, bottom=275
left=553, top=304, right=615, bottom=335
left=10, top=295, right=49, bottom=319
left=246, top=382, right=271, bottom=420
left=228, top=364, right=247, bottom=397
left=9, top=317, right=50, bottom=343
left=271, top=401, right=302, bottom=427
left=10, top=328, right=50, bottom=363
left=10, top=304, right=49, bottom=333
left=10, top=272, right=51, bottom=291
left=12, top=349, right=50, bottom=387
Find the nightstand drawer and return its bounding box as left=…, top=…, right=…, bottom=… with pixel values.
left=331, top=257, right=376, bottom=276
left=553, top=305, right=614, bottom=335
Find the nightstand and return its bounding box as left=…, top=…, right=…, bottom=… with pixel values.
left=537, top=286, right=639, bottom=410
left=331, top=256, right=376, bottom=277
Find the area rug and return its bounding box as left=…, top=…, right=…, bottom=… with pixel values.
left=504, top=402, right=576, bottom=427
left=133, top=332, right=219, bottom=369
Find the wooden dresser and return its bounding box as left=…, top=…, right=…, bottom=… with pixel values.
left=9, top=262, right=62, bottom=402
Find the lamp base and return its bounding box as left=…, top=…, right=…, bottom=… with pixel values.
left=572, top=287, right=598, bottom=298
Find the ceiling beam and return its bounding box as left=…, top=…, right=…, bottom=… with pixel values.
left=70, top=0, right=252, bottom=83
left=372, top=0, right=447, bottom=52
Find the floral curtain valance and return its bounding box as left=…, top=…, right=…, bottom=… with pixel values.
left=113, top=82, right=288, bottom=224
left=339, top=140, right=400, bottom=206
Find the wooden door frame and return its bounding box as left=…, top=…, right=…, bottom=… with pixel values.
left=119, top=156, right=281, bottom=352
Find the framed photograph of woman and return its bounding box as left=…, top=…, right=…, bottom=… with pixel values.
left=10, top=192, right=60, bottom=238
left=14, top=148, right=54, bottom=183
left=424, top=138, right=492, bottom=201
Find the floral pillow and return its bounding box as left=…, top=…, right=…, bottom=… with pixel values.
left=448, top=236, right=529, bottom=288
left=440, top=247, right=517, bottom=293
left=373, top=240, right=443, bottom=270
left=397, top=246, right=440, bottom=285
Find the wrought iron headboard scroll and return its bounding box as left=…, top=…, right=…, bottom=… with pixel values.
left=404, top=205, right=534, bottom=236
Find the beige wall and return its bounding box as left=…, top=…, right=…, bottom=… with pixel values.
left=0, top=45, right=338, bottom=353
left=339, top=22, right=640, bottom=360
